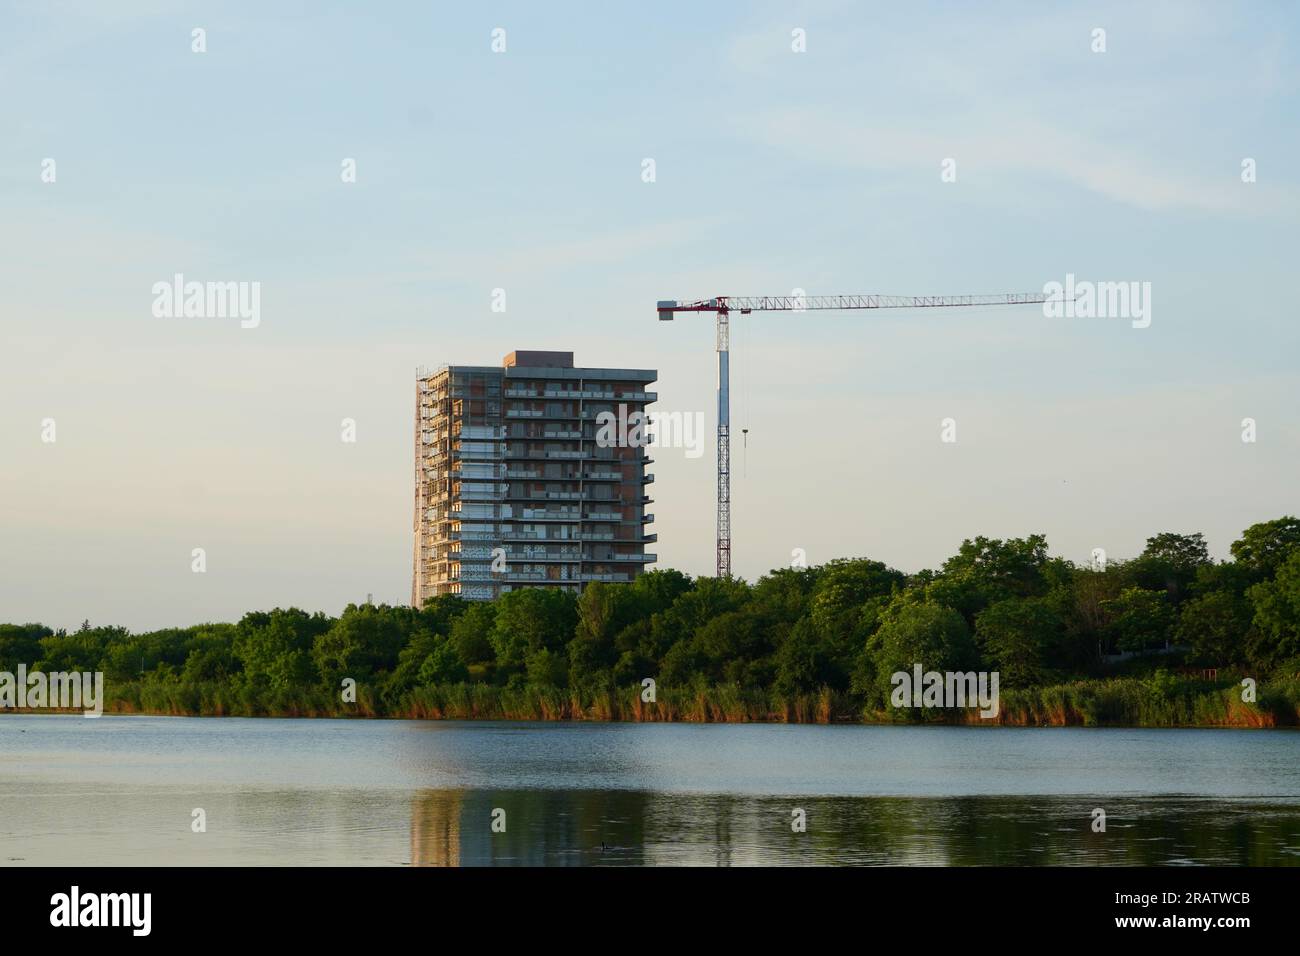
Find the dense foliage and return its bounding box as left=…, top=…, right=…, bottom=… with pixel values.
left=3, top=516, right=1300, bottom=724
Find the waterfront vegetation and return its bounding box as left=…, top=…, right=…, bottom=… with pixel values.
left=4, top=517, right=1300, bottom=727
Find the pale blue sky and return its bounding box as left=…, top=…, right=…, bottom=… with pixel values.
left=2, top=1, right=1297, bottom=630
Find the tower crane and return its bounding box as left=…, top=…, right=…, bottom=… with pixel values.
left=656, top=291, right=1051, bottom=578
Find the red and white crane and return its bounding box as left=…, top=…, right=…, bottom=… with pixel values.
left=657, top=292, right=1051, bottom=578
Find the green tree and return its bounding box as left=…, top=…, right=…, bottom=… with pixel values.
left=311, top=604, right=409, bottom=686
left=1175, top=591, right=1252, bottom=667
left=774, top=617, right=841, bottom=694
left=1142, top=532, right=1209, bottom=569
left=524, top=647, right=568, bottom=687
left=179, top=626, right=240, bottom=682
left=1231, top=516, right=1300, bottom=579
left=929, top=535, right=1050, bottom=623
left=490, top=588, right=578, bottom=676
left=871, top=600, right=977, bottom=714
left=808, top=559, right=904, bottom=636
left=233, top=608, right=330, bottom=690
left=1246, top=548, right=1300, bottom=671
left=0, top=624, right=51, bottom=670
left=975, top=596, right=1064, bottom=687
left=1102, top=587, right=1173, bottom=654
left=646, top=576, right=750, bottom=678
left=416, top=640, right=469, bottom=685
left=568, top=582, right=633, bottom=687
left=419, top=594, right=468, bottom=634
left=1129, top=531, right=1210, bottom=604
left=449, top=602, right=497, bottom=666
left=36, top=626, right=125, bottom=672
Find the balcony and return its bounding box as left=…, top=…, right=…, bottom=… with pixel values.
left=519, top=509, right=580, bottom=521
left=451, top=530, right=500, bottom=541
left=505, top=551, right=582, bottom=562
left=454, top=449, right=506, bottom=461
left=505, top=491, right=581, bottom=505
left=451, top=507, right=498, bottom=521
left=457, top=488, right=507, bottom=502
left=458, top=425, right=506, bottom=440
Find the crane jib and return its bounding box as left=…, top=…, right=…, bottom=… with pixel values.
left=658, top=293, right=1048, bottom=316
left=656, top=290, right=1048, bottom=578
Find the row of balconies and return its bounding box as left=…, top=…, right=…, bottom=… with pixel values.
left=432, top=508, right=654, bottom=526
left=501, top=429, right=583, bottom=442
left=453, top=570, right=641, bottom=584
left=455, top=488, right=651, bottom=505
left=504, top=449, right=653, bottom=464
left=503, top=468, right=627, bottom=480
left=446, top=548, right=655, bottom=562
left=501, top=405, right=656, bottom=423
left=502, top=388, right=657, bottom=401
left=444, top=529, right=655, bottom=543
left=504, top=388, right=616, bottom=400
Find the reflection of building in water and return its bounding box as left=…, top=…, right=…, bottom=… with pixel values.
left=410, top=790, right=500, bottom=866
left=410, top=789, right=653, bottom=866
left=410, top=790, right=463, bottom=866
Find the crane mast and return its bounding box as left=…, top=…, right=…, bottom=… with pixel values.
left=657, top=291, right=1051, bottom=579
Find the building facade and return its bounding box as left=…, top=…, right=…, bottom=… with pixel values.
left=412, top=350, right=657, bottom=604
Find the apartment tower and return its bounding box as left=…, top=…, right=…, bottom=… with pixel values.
left=412, top=351, right=657, bottom=604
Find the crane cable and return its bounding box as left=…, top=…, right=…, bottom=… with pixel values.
left=740, top=310, right=750, bottom=478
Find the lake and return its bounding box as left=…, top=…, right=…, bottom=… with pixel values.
left=2, top=716, right=1298, bottom=865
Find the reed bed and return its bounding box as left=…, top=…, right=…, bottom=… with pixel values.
left=90, top=676, right=1300, bottom=727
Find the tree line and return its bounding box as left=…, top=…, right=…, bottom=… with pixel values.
left=2, top=516, right=1298, bottom=721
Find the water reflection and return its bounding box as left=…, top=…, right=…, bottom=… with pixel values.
left=410, top=790, right=1300, bottom=866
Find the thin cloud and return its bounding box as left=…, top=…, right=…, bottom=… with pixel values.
left=736, top=108, right=1294, bottom=216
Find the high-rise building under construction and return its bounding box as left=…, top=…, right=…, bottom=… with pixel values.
left=412, top=350, right=657, bottom=604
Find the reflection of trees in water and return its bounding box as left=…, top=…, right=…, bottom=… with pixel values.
left=409, top=790, right=1300, bottom=866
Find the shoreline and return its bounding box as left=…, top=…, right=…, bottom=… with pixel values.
left=5, top=672, right=1297, bottom=729
left=3, top=707, right=1295, bottom=731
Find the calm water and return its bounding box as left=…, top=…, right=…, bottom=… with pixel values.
left=2, top=716, right=1298, bottom=865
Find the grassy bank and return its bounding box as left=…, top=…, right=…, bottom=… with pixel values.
left=975, top=674, right=1300, bottom=728
left=76, top=674, right=1300, bottom=727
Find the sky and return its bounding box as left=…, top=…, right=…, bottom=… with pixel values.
left=2, top=1, right=1297, bottom=631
